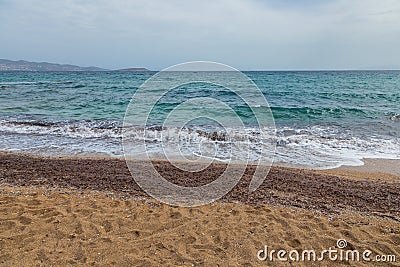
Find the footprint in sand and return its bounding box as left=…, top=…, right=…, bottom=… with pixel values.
left=18, top=215, right=32, bottom=225
left=288, top=238, right=302, bottom=248
left=169, top=211, right=182, bottom=219
left=0, top=220, right=16, bottom=231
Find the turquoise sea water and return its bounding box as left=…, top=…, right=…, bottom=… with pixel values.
left=0, top=71, right=399, bottom=169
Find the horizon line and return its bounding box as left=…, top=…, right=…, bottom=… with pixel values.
left=1, top=58, right=400, bottom=72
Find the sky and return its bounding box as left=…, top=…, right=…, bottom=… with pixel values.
left=0, top=0, right=400, bottom=70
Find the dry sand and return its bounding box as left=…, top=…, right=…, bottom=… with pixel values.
left=0, top=152, right=399, bottom=266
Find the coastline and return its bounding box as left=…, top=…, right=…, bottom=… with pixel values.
left=1, top=150, right=399, bottom=174
left=0, top=151, right=399, bottom=215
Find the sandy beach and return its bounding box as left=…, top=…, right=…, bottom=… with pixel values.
left=2, top=0, right=400, bottom=266
left=0, top=152, right=399, bottom=266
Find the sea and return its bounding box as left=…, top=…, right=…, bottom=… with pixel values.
left=0, top=70, right=399, bottom=169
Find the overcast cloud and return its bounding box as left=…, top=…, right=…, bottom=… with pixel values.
left=0, top=0, right=399, bottom=70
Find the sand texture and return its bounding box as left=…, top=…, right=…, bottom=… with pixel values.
left=0, top=152, right=399, bottom=266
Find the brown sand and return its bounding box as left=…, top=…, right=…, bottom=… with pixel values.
left=0, top=152, right=399, bottom=266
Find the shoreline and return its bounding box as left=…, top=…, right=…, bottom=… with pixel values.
left=0, top=151, right=399, bottom=217
left=1, top=150, right=399, bottom=174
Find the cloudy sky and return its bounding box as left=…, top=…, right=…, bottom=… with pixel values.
left=1, top=0, right=399, bottom=70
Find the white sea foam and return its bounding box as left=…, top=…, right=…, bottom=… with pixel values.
left=0, top=119, right=399, bottom=169
left=0, top=119, right=122, bottom=139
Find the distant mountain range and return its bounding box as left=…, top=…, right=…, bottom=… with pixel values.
left=0, top=59, right=150, bottom=72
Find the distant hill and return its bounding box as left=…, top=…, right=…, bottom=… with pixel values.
left=0, top=59, right=108, bottom=71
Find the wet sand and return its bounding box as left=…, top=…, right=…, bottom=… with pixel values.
left=0, top=152, right=399, bottom=266
left=335, top=158, right=400, bottom=176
